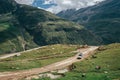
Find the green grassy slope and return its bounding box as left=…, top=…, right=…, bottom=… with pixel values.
left=0, top=13, right=38, bottom=54
left=85, top=19, right=120, bottom=44
left=0, top=44, right=79, bottom=72
left=14, top=5, right=101, bottom=46
left=34, top=43, right=120, bottom=80
left=0, top=0, right=101, bottom=54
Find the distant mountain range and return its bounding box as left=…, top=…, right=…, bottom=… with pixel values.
left=57, top=0, right=120, bottom=44
left=0, top=0, right=101, bottom=54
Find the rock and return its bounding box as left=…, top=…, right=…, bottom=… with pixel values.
left=104, top=71, right=108, bottom=74
left=81, top=73, right=86, bottom=77
left=95, top=66, right=101, bottom=70
left=15, top=53, right=21, bottom=57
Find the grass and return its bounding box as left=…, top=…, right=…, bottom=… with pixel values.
left=0, top=44, right=79, bottom=72
left=0, top=23, right=10, bottom=31
left=33, top=43, right=120, bottom=80
left=0, top=14, right=38, bottom=54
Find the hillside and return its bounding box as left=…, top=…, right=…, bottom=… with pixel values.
left=57, top=0, right=120, bottom=44
left=0, top=44, right=79, bottom=72
left=33, top=43, right=120, bottom=80
left=0, top=0, right=101, bottom=54
left=0, top=13, right=38, bottom=54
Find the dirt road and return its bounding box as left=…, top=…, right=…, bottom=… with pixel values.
left=0, top=46, right=98, bottom=80
left=0, top=46, right=46, bottom=60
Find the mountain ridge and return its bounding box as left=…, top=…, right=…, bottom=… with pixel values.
left=0, top=0, right=101, bottom=54
left=57, top=0, right=120, bottom=44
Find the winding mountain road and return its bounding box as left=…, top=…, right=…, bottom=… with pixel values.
left=0, top=46, right=46, bottom=60
left=0, top=46, right=98, bottom=80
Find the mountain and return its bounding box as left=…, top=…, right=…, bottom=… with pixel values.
left=0, top=0, right=38, bottom=54
left=57, top=0, right=120, bottom=44
left=0, top=0, right=101, bottom=54
left=57, top=9, right=76, bottom=19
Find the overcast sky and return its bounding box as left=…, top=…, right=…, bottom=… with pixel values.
left=15, top=0, right=105, bottom=13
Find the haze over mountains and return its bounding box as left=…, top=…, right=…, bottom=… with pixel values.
left=57, top=0, right=120, bottom=44
left=15, top=0, right=105, bottom=13
left=0, top=0, right=101, bottom=54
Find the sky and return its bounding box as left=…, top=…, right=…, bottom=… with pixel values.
left=15, top=0, right=105, bottom=13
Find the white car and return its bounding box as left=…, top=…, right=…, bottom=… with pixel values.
left=77, top=53, right=83, bottom=59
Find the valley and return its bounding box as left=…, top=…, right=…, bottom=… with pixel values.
left=0, top=0, right=101, bottom=54
left=0, top=0, right=120, bottom=80
left=0, top=45, right=98, bottom=80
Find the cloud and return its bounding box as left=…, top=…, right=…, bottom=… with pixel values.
left=46, top=0, right=105, bottom=13
left=44, top=0, right=54, bottom=4
left=15, top=0, right=105, bottom=13
left=15, top=0, right=34, bottom=5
